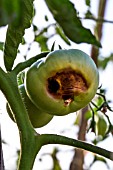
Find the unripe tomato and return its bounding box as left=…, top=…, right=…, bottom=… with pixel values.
left=6, top=84, right=53, bottom=128
left=25, top=49, right=99, bottom=116
left=97, top=114, right=108, bottom=137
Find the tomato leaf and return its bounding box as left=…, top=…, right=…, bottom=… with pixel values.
left=0, top=42, right=4, bottom=51
left=85, top=0, right=91, bottom=7
left=35, top=35, right=49, bottom=51
left=98, top=54, right=113, bottom=70
left=45, top=0, right=101, bottom=47
left=0, top=0, right=22, bottom=26
left=3, top=0, right=34, bottom=71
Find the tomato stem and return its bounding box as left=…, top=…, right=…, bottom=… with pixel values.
left=0, top=67, right=39, bottom=170
left=38, top=134, right=113, bottom=161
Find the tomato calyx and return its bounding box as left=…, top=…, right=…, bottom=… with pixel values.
left=47, top=68, right=88, bottom=106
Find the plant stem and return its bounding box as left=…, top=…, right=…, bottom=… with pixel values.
left=80, top=16, right=113, bottom=24
left=0, top=127, right=5, bottom=170
left=38, top=134, right=113, bottom=161
left=0, top=67, right=39, bottom=170
left=91, top=0, right=107, bottom=66
left=0, top=68, right=32, bottom=132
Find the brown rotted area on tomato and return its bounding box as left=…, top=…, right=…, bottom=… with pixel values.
left=47, top=68, right=88, bottom=106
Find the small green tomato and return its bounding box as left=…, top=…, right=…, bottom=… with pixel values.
left=25, top=49, right=99, bottom=116
left=97, top=114, right=108, bottom=137
left=6, top=84, right=53, bottom=128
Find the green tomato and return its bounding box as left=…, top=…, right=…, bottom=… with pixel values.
left=6, top=84, right=53, bottom=128
left=25, top=49, right=99, bottom=116
left=97, top=114, right=108, bottom=137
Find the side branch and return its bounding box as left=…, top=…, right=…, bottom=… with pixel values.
left=38, top=134, right=113, bottom=161
left=13, top=52, right=49, bottom=75
left=81, top=16, right=113, bottom=24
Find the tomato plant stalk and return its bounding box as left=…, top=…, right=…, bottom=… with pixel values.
left=0, top=67, right=40, bottom=170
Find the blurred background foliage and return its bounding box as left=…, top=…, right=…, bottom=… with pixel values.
left=1, top=0, right=113, bottom=169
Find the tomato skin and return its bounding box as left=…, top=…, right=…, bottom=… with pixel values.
left=97, top=114, right=108, bottom=137
left=6, top=84, right=53, bottom=128
left=25, top=49, right=99, bottom=116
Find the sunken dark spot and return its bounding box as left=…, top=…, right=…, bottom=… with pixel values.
left=48, top=78, right=60, bottom=93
